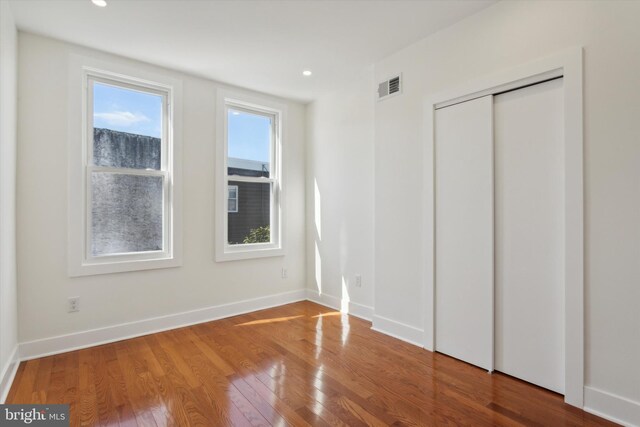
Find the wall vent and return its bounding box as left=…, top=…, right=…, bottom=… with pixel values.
left=377, top=74, right=402, bottom=101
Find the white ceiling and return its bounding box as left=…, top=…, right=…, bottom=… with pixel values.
left=9, top=0, right=495, bottom=103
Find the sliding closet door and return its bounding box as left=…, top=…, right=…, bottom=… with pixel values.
left=435, top=95, right=493, bottom=371
left=494, top=78, right=564, bottom=393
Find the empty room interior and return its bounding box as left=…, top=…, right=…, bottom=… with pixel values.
left=0, top=0, right=639, bottom=425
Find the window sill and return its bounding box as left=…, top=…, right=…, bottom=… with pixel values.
left=69, top=256, right=181, bottom=277
left=216, top=246, right=285, bottom=262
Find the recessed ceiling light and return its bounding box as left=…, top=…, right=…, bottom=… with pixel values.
left=302, top=70, right=312, bottom=76
left=92, top=0, right=107, bottom=7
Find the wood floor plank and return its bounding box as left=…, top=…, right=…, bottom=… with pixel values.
left=144, top=334, right=220, bottom=426
left=63, top=350, right=81, bottom=427
left=242, top=373, right=313, bottom=427
left=78, top=348, right=99, bottom=427
left=32, top=355, right=54, bottom=396
left=45, top=354, right=68, bottom=405
left=114, top=342, right=159, bottom=427
left=6, top=301, right=618, bottom=427
left=188, top=358, right=264, bottom=427
left=10, top=358, right=41, bottom=403
left=301, top=402, right=349, bottom=427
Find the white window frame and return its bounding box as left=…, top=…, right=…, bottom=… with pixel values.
left=215, top=90, right=286, bottom=261
left=228, top=185, right=239, bottom=213
left=68, top=60, right=182, bottom=276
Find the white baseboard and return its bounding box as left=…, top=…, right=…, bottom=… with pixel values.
left=304, top=291, right=421, bottom=346
left=0, top=346, right=19, bottom=403
left=19, top=289, right=307, bottom=361
left=347, top=300, right=374, bottom=321
left=306, top=289, right=341, bottom=311
left=371, top=314, right=424, bottom=347
left=584, top=386, right=640, bottom=427
left=305, top=289, right=373, bottom=321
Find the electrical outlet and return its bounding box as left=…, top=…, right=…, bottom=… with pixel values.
left=355, top=275, right=362, bottom=288
left=281, top=268, right=288, bottom=279
left=68, top=297, right=80, bottom=313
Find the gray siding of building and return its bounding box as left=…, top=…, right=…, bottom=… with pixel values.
left=92, top=173, right=163, bottom=255
left=91, top=128, right=163, bottom=256
left=227, top=181, right=270, bottom=244
left=94, top=128, right=161, bottom=170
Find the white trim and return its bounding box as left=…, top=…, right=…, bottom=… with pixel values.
left=215, top=89, right=287, bottom=262
left=67, top=55, right=183, bottom=276
left=18, top=289, right=306, bottom=361
left=85, top=71, right=172, bottom=265
left=305, top=289, right=341, bottom=310
left=434, top=69, right=563, bottom=110
left=305, top=289, right=373, bottom=321
left=584, top=386, right=640, bottom=427
left=347, top=300, right=374, bottom=321
left=226, top=175, right=276, bottom=184
left=216, top=245, right=285, bottom=262
left=0, top=346, right=19, bottom=403
left=423, top=47, right=584, bottom=407
left=372, top=315, right=424, bottom=348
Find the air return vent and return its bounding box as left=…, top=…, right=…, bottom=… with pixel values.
left=377, top=74, right=402, bottom=101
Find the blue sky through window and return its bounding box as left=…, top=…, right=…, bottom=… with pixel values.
left=93, top=83, right=272, bottom=162
left=93, top=82, right=162, bottom=138
left=228, top=109, right=271, bottom=163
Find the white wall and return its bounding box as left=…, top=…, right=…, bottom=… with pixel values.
left=16, top=33, right=306, bottom=353
left=373, top=0, right=640, bottom=423
left=0, top=0, right=19, bottom=400
left=305, top=65, right=375, bottom=318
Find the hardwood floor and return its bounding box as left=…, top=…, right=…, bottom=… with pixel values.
left=7, top=301, right=615, bottom=426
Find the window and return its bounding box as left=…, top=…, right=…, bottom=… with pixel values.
left=216, top=92, right=285, bottom=261
left=89, top=78, right=168, bottom=257
left=69, top=64, right=181, bottom=276
left=228, top=185, right=238, bottom=213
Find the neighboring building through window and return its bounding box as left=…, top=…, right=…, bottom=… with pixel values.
left=226, top=158, right=271, bottom=243
left=216, top=92, right=285, bottom=261
left=228, top=184, right=238, bottom=213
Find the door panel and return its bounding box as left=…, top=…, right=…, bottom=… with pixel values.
left=494, top=78, right=565, bottom=393
left=435, top=95, right=493, bottom=371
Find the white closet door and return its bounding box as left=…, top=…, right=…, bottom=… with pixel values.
left=494, top=78, right=565, bottom=393
left=435, top=95, right=493, bottom=371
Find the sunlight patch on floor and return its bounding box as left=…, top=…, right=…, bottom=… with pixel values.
left=311, top=311, right=342, bottom=318
left=234, top=315, right=303, bottom=326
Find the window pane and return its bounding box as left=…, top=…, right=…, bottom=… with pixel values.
left=228, top=180, right=271, bottom=245
left=91, top=172, right=163, bottom=256
left=228, top=199, right=237, bottom=213
left=227, top=108, right=271, bottom=178
left=93, top=82, right=163, bottom=170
